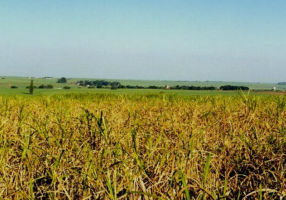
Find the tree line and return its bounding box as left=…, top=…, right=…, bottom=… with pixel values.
left=219, top=85, right=249, bottom=90
left=12, top=77, right=250, bottom=92
left=57, top=77, right=249, bottom=91
left=172, top=85, right=217, bottom=90
left=25, top=84, right=53, bottom=89
left=76, top=79, right=250, bottom=91
left=77, top=80, right=121, bottom=89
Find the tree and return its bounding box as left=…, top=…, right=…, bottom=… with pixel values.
left=111, top=82, right=121, bottom=90
left=57, top=77, right=67, bottom=83
left=38, top=84, right=45, bottom=89
left=46, top=84, right=53, bottom=89
left=220, top=85, right=249, bottom=91
left=29, top=80, right=34, bottom=94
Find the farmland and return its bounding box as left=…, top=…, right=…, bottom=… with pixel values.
left=1, top=76, right=285, bottom=96
left=2, top=0, right=286, bottom=198
left=0, top=91, right=286, bottom=199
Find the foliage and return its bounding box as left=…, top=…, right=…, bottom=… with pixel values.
left=172, top=85, right=217, bottom=90
left=77, top=80, right=118, bottom=88
left=10, top=86, right=18, bottom=89
left=0, top=94, right=285, bottom=199
left=118, top=85, right=126, bottom=89
left=29, top=80, right=34, bottom=94
left=149, top=85, right=160, bottom=89
left=125, top=85, right=145, bottom=89
left=57, top=77, right=67, bottom=83
left=63, top=86, right=71, bottom=89
left=111, top=81, right=121, bottom=90
left=38, top=84, right=53, bottom=89
left=220, top=85, right=249, bottom=90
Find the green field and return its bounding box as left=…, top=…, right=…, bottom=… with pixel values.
left=0, top=76, right=285, bottom=96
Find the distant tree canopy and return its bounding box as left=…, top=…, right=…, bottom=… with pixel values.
left=220, top=85, right=249, bottom=90
left=57, top=77, right=67, bottom=83
left=111, top=81, right=121, bottom=89
left=124, top=85, right=217, bottom=90
left=149, top=85, right=160, bottom=89
left=11, top=86, right=18, bottom=89
left=77, top=80, right=121, bottom=88
left=278, top=82, right=286, bottom=85
left=74, top=80, right=250, bottom=91
left=38, top=84, right=53, bottom=89
left=29, top=80, right=34, bottom=95
left=125, top=85, right=144, bottom=89
left=172, top=85, right=217, bottom=90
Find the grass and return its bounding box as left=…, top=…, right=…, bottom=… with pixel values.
left=0, top=93, right=286, bottom=199
left=1, top=76, right=286, bottom=90
left=0, top=87, right=239, bottom=96
left=1, top=76, right=285, bottom=97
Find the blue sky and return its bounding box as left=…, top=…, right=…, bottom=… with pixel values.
left=1, top=0, right=285, bottom=82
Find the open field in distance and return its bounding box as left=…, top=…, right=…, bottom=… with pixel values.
left=0, top=76, right=285, bottom=96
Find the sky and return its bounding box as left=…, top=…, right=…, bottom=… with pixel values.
left=0, top=0, right=285, bottom=82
